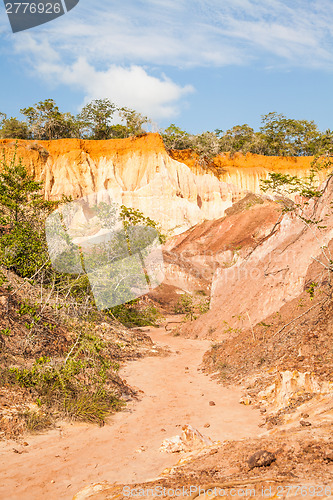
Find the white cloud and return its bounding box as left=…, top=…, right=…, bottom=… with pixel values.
left=6, top=0, right=333, bottom=119
left=13, top=34, right=59, bottom=62
left=12, top=0, right=333, bottom=68
left=215, top=1, right=333, bottom=67
left=32, top=56, right=194, bottom=119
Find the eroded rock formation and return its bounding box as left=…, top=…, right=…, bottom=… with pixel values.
left=189, top=176, right=333, bottom=337
left=0, top=135, right=234, bottom=235
left=0, top=135, right=318, bottom=236
left=170, top=149, right=325, bottom=202
left=163, top=194, right=281, bottom=293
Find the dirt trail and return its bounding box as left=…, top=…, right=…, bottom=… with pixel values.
left=0, top=320, right=262, bottom=500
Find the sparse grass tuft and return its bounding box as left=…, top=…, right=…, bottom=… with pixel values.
left=1, top=331, right=124, bottom=428
left=64, top=391, right=123, bottom=425
left=19, top=410, right=54, bottom=432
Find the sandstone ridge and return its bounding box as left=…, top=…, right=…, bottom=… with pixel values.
left=172, top=149, right=325, bottom=200
left=0, top=134, right=231, bottom=235
left=0, top=134, right=319, bottom=235
left=186, top=175, right=333, bottom=338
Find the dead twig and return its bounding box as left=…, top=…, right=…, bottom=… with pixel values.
left=271, top=298, right=326, bottom=339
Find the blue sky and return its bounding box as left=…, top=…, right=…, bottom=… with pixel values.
left=0, top=0, right=333, bottom=134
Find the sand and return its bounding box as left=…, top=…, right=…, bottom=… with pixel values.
left=0, top=321, right=261, bottom=500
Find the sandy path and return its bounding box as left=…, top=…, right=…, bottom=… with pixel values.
left=0, top=321, right=261, bottom=500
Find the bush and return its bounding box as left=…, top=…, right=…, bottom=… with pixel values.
left=110, top=299, right=161, bottom=327
left=0, top=148, right=165, bottom=328
left=174, top=292, right=210, bottom=321
left=2, top=332, right=123, bottom=425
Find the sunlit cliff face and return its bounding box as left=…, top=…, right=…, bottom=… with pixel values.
left=0, top=134, right=319, bottom=235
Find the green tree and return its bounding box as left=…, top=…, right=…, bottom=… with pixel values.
left=20, top=99, right=78, bottom=140
left=162, top=124, right=193, bottom=150
left=190, top=131, right=220, bottom=159
left=318, top=129, right=333, bottom=155
left=0, top=147, right=53, bottom=277
left=108, top=124, right=130, bottom=139
left=260, top=112, right=321, bottom=156
left=0, top=117, right=29, bottom=140
left=77, top=99, right=117, bottom=140
left=218, top=124, right=262, bottom=154
left=119, top=205, right=165, bottom=244
left=0, top=148, right=42, bottom=223
left=119, top=107, right=149, bottom=137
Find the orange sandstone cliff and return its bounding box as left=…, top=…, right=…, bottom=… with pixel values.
left=171, top=149, right=325, bottom=200
left=0, top=134, right=320, bottom=235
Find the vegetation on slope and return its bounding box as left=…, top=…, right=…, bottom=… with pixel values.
left=0, top=148, right=163, bottom=438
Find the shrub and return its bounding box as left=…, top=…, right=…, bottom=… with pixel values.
left=2, top=332, right=123, bottom=425
left=174, top=293, right=210, bottom=321
left=110, top=299, right=161, bottom=327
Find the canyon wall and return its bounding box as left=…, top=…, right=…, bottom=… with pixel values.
left=171, top=149, right=326, bottom=202
left=0, top=135, right=232, bottom=235
left=185, top=177, right=333, bottom=339
left=0, top=134, right=319, bottom=235
left=214, top=153, right=327, bottom=201
left=162, top=193, right=281, bottom=294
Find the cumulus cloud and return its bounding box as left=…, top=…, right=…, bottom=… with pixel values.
left=6, top=0, right=333, bottom=119
left=32, top=56, right=194, bottom=119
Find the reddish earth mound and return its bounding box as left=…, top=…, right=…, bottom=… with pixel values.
left=159, top=194, right=281, bottom=295
left=167, top=193, right=281, bottom=259
left=183, top=177, right=333, bottom=339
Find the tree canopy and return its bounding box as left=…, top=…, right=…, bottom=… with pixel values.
left=1, top=98, right=150, bottom=142
left=20, top=99, right=78, bottom=140
left=1, top=100, right=333, bottom=157
left=161, top=113, right=333, bottom=159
